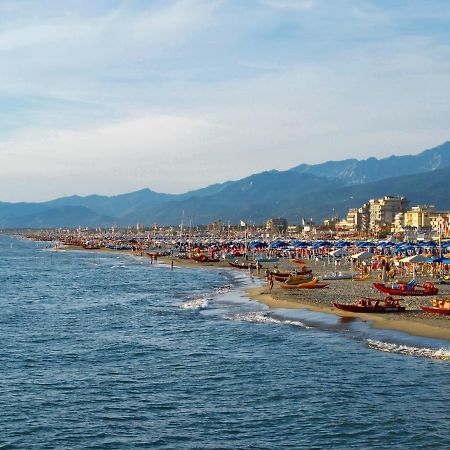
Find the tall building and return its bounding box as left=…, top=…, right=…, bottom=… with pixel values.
left=336, top=208, right=360, bottom=232
left=265, top=217, right=288, bottom=234
left=368, top=195, right=409, bottom=232
left=404, top=205, right=435, bottom=229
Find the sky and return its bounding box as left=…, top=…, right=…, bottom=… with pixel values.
left=0, top=0, right=449, bottom=202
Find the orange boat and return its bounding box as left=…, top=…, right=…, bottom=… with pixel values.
left=284, top=275, right=314, bottom=285
left=280, top=278, right=329, bottom=289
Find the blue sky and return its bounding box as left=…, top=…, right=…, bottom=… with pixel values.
left=0, top=0, right=449, bottom=201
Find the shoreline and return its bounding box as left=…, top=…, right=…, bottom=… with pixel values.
left=53, top=243, right=450, bottom=342
left=245, top=287, right=450, bottom=341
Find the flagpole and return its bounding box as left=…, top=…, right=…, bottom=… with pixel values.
left=245, top=223, right=248, bottom=260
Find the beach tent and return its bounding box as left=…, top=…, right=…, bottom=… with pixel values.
left=351, top=251, right=375, bottom=260
left=400, top=255, right=429, bottom=263
left=328, top=249, right=349, bottom=257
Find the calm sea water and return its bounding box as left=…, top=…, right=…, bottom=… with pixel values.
left=1, top=235, right=450, bottom=449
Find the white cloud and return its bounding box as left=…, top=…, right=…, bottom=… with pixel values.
left=263, top=0, right=315, bottom=10
left=0, top=0, right=449, bottom=202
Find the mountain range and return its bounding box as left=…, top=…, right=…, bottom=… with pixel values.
left=1, top=141, right=449, bottom=228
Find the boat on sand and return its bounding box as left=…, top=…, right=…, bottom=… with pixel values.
left=421, top=298, right=450, bottom=315
left=323, top=272, right=353, bottom=280
left=280, top=278, right=329, bottom=289
left=334, top=296, right=405, bottom=313
left=284, top=275, right=314, bottom=285
left=352, top=273, right=370, bottom=282
left=373, top=281, right=438, bottom=296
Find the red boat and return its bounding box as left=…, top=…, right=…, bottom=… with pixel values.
left=334, top=297, right=405, bottom=313
left=373, top=281, right=438, bottom=296
left=271, top=269, right=312, bottom=279
left=421, top=306, right=450, bottom=315
left=421, top=298, right=450, bottom=315
left=191, top=254, right=219, bottom=263
left=271, top=272, right=290, bottom=279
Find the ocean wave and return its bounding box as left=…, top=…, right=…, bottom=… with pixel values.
left=180, top=298, right=211, bottom=310
left=215, top=284, right=233, bottom=295
left=367, top=339, right=450, bottom=361
left=225, top=311, right=311, bottom=328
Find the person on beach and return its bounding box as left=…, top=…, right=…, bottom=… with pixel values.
left=171, top=260, right=174, bottom=271
left=381, top=259, right=387, bottom=282
left=268, top=274, right=274, bottom=290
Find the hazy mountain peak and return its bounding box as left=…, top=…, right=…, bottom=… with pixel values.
left=290, top=141, right=450, bottom=185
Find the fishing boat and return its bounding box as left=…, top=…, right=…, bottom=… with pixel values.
left=421, top=298, right=450, bottom=315
left=373, top=281, right=438, bottom=296
left=334, top=296, right=405, bottom=313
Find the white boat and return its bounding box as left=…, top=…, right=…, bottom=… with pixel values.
left=322, top=272, right=354, bottom=280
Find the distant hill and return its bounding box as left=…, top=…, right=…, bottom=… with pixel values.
left=42, top=188, right=176, bottom=218
left=0, top=206, right=115, bottom=228
left=122, top=170, right=343, bottom=225
left=121, top=166, right=450, bottom=225
left=290, top=141, right=450, bottom=185
left=1, top=141, right=449, bottom=227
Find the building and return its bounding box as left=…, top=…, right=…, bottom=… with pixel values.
left=368, top=195, right=409, bottom=233
left=429, top=213, right=450, bottom=238
left=336, top=208, right=360, bottom=232
left=404, top=205, right=435, bottom=229
left=265, top=217, right=288, bottom=234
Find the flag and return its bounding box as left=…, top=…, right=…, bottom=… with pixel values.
left=240, top=220, right=246, bottom=227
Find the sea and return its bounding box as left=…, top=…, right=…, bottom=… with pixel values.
left=1, top=234, right=450, bottom=449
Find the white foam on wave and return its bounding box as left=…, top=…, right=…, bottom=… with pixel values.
left=180, top=297, right=211, bottom=310
left=180, top=284, right=234, bottom=311
left=215, top=284, right=233, bottom=295
left=225, top=311, right=311, bottom=328
left=367, top=339, right=450, bottom=361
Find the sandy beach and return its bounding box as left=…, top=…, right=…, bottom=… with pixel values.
left=55, top=244, right=450, bottom=341
left=163, top=253, right=450, bottom=341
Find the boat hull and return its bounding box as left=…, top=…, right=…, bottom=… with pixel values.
left=334, top=303, right=405, bottom=313
left=323, top=274, right=353, bottom=280
left=372, top=282, right=438, bottom=296
left=280, top=278, right=328, bottom=289
left=421, top=306, right=450, bottom=315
